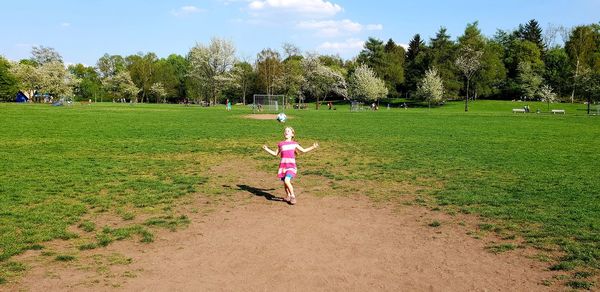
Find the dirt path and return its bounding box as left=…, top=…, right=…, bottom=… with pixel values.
left=11, top=191, right=557, bottom=291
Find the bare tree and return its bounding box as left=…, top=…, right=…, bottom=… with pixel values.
left=543, top=23, right=562, bottom=50
left=455, top=46, right=483, bottom=112
left=282, top=42, right=301, bottom=60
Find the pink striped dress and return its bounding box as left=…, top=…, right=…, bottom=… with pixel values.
left=277, top=140, right=299, bottom=178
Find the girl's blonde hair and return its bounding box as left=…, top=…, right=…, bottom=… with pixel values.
left=284, top=126, right=295, bottom=138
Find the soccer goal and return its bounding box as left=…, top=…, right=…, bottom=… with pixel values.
left=350, top=100, right=365, bottom=112
left=252, top=94, right=287, bottom=113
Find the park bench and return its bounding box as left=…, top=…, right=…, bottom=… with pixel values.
left=551, top=109, right=565, bottom=114
left=512, top=108, right=526, bottom=113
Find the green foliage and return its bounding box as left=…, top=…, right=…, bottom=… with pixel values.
left=96, top=54, right=126, bottom=78
left=357, top=37, right=386, bottom=78
left=254, top=48, right=282, bottom=96
left=427, top=28, right=460, bottom=99
left=126, top=52, right=159, bottom=103
left=69, top=63, right=103, bottom=101
left=515, top=19, right=545, bottom=53
left=405, top=34, right=428, bottom=96
left=543, top=48, right=572, bottom=97
left=473, top=42, right=507, bottom=98
left=382, top=39, right=406, bottom=98
left=517, top=61, right=543, bottom=99
left=0, top=56, right=18, bottom=101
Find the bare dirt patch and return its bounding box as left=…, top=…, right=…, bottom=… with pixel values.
left=6, top=159, right=564, bottom=291
left=243, top=114, right=291, bottom=120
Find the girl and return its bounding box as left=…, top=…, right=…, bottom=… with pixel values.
left=262, top=127, right=318, bottom=205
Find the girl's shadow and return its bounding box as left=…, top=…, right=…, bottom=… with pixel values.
left=236, top=184, right=287, bottom=203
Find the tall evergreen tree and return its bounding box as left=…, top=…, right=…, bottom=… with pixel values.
left=357, top=37, right=386, bottom=78
left=458, top=22, right=485, bottom=51
left=406, top=34, right=425, bottom=61
left=405, top=34, right=427, bottom=97
left=516, top=19, right=545, bottom=53
left=382, top=38, right=405, bottom=98
left=427, top=27, right=461, bottom=99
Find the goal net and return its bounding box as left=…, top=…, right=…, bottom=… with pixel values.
left=252, top=94, right=287, bottom=113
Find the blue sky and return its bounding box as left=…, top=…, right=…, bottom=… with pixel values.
left=1, top=0, right=598, bottom=66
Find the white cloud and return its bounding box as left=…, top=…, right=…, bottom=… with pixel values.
left=297, top=19, right=382, bottom=37
left=61, top=22, right=71, bottom=27
left=171, top=6, right=205, bottom=17
left=248, top=0, right=342, bottom=17
left=318, top=38, right=364, bottom=51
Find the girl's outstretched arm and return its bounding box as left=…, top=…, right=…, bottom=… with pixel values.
left=297, top=142, right=319, bottom=153
left=262, top=145, right=279, bottom=156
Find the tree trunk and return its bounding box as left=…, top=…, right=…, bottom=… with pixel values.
left=571, top=59, right=579, bottom=103
left=242, top=86, right=246, bottom=105
left=588, top=97, right=591, bottom=115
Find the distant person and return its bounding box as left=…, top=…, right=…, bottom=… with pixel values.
left=226, top=99, right=232, bottom=111
left=262, top=127, right=318, bottom=205
left=328, top=101, right=332, bottom=110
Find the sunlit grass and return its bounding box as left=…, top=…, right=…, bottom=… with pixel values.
left=0, top=100, right=598, bottom=286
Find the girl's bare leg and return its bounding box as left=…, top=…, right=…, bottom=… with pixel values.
left=283, top=182, right=291, bottom=201
left=284, top=178, right=296, bottom=204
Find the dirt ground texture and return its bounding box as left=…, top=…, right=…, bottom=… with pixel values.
left=3, top=159, right=573, bottom=291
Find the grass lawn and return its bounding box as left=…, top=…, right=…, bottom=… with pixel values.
left=0, top=100, right=598, bottom=285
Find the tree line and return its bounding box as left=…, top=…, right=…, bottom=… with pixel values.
left=0, top=20, right=599, bottom=110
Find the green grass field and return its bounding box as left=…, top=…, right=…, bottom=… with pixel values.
left=1, top=100, right=599, bottom=284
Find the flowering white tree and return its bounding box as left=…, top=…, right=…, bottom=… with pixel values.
left=103, top=71, right=139, bottom=102
left=417, top=67, right=445, bottom=107
left=11, top=61, right=78, bottom=101
left=150, top=82, right=167, bottom=103
left=455, top=46, right=483, bottom=111
left=539, top=84, right=557, bottom=111
left=302, top=55, right=347, bottom=109
left=39, top=61, right=79, bottom=98
left=348, top=64, right=387, bottom=103
left=188, top=37, right=236, bottom=105
left=10, top=62, right=42, bottom=102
